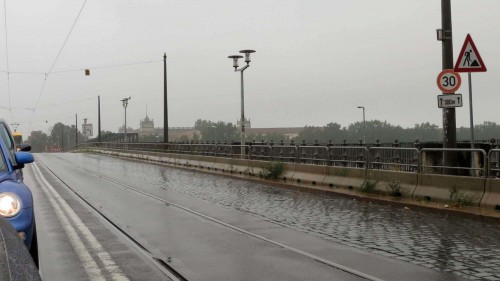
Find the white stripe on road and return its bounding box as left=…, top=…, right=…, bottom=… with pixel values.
left=32, top=163, right=130, bottom=281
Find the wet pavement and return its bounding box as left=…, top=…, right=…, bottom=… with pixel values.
left=38, top=153, right=500, bottom=280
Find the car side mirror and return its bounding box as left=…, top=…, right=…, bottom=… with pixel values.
left=14, top=152, right=34, bottom=170
left=18, top=143, right=32, bottom=152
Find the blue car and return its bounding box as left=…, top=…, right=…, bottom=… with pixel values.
left=0, top=121, right=37, bottom=266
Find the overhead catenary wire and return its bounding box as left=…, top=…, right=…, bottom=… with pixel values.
left=3, top=0, right=12, bottom=119
left=0, top=70, right=48, bottom=75
left=46, top=0, right=88, bottom=75
left=33, top=96, right=96, bottom=110
left=0, top=60, right=162, bottom=76
left=31, top=0, right=88, bottom=115
left=50, top=60, right=162, bottom=74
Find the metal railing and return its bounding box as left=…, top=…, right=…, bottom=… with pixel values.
left=250, top=145, right=272, bottom=161
left=488, top=149, right=500, bottom=177
left=298, top=146, right=329, bottom=165
left=369, top=147, right=419, bottom=173
left=78, top=142, right=496, bottom=178
left=271, top=145, right=298, bottom=163
left=420, top=148, right=487, bottom=177
left=328, top=146, right=368, bottom=168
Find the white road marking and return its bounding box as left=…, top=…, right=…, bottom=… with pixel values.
left=32, top=163, right=130, bottom=281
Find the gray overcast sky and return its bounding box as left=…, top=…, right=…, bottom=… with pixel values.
left=1, top=0, right=500, bottom=136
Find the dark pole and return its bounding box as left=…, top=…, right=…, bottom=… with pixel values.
left=124, top=105, right=127, bottom=141
left=163, top=53, right=168, bottom=143
left=441, top=0, right=457, bottom=173
left=75, top=114, right=78, bottom=146
left=61, top=125, right=64, bottom=150
left=98, top=95, right=101, bottom=142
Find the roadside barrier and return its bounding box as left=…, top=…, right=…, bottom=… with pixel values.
left=80, top=143, right=500, bottom=209
left=482, top=149, right=500, bottom=209
left=323, top=166, right=366, bottom=190
left=291, top=163, right=327, bottom=186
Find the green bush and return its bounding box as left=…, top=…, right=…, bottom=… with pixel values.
left=260, top=161, right=285, bottom=179
left=449, top=186, right=475, bottom=207
left=385, top=180, right=402, bottom=197
left=361, top=180, right=378, bottom=193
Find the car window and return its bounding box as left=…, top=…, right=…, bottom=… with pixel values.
left=0, top=151, right=7, bottom=172
left=0, top=123, right=17, bottom=166
left=0, top=124, right=14, bottom=151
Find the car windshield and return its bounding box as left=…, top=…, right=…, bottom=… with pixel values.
left=0, top=149, right=7, bottom=173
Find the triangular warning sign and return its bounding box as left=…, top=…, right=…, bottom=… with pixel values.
left=454, top=34, right=487, bottom=72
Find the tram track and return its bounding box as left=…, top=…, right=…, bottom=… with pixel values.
left=36, top=160, right=187, bottom=281
left=37, top=158, right=385, bottom=281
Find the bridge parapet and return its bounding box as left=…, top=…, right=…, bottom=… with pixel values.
left=79, top=142, right=500, bottom=209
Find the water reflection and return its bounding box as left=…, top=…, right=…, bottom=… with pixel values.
left=64, top=154, right=500, bottom=280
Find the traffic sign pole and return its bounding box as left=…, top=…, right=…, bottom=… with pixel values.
left=440, top=0, right=457, bottom=175
left=468, top=72, right=474, bottom=150
left=454, top=34, right=487, bottom=152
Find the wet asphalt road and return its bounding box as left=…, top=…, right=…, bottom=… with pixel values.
left=25, top=152, right=495, bottom=280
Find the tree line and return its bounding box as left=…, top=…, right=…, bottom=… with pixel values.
left=24, top=120, right=500, bottom=152
left=192, top=119, right=500, bottom=145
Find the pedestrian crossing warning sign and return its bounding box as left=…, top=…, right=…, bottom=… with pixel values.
left=454, top=34, right=487, bottom=72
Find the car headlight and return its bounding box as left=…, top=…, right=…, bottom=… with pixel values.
left=0, top=193, right=22, bottom=217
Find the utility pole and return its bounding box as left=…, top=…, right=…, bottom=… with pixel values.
left=163, top=53, right=168, bottom=143
left=98, top=95, right=101, bottom=142
left=75, top=114, right=78, bottom=146
left=61, top=125, right=64, bottom=150
left=441, top=0, right=457, bottom=173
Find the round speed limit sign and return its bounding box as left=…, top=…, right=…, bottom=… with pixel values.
left=437, top=69, right=461, bottom=93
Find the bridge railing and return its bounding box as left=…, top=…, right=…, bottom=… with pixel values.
left=190, top=144, right=216, bottom=156
left=488, top=149, right=500, bottom=177
left=250, top=145, right=272, bottom=161
left=328, top=146, right=368, bottom=168
left=420, top=148, right=487, bottom=177
left=298, top=146, right=329, bottom=165
left=368, top=147, right=420, bottom=173
left=82, top=142, right=492, bottom=177
left=271, top=145, right=298, bottom=163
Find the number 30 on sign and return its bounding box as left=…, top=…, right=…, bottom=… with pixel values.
left=436, top=69, right=462, bottom=94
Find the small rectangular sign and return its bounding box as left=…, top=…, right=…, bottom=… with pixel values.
left=82, top=124, right=93, bottom=137
left=437, top=94, right=463, bottom=108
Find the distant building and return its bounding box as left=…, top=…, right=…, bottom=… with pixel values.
left=236, top=119, right=251, bottom=128
left=139, top=114, right=156, bottom=136
left=131, top=114, right=303, bottom=142
left=135, top=114, right=200, bottom=141
left=246, top=127, right=303, bottom=139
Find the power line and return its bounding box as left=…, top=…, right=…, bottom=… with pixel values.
left=3, top=0, right=12, bottom=119
left=0, top=70, right=45, bottom=75
left=34, top=96, right=96, bottom=109
left=30, top=73, right=49, bottom=115
left=51, top=60, right=162, bottom=74
left=47, top=0, right=88, bottom=75
left=31, top=0, right=88, bottom=116
left=0, top=60, right=162, bottom=75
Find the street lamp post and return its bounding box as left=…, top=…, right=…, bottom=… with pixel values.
left=228, top=49, right=255, bottom=158
left=357, top=106, right=366, bottom=144
left=211, top=125, right=217, bottom=144
left=121, top=97, right=131, bottom=142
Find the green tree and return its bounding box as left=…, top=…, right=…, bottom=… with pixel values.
left=411, top=122, right=441, bottom=142
left=49, top=123, right=83, bottom=149
left=194, top=119, right=238, bottom=142
left=27, top=131, right=49, bottom=152
left=474, top=121, right=500, bottom=141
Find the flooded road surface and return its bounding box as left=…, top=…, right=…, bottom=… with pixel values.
left=28, top=153, right=496, bottom=280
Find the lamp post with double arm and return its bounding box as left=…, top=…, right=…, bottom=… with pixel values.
left=228, top=49, right=255, bottom=157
